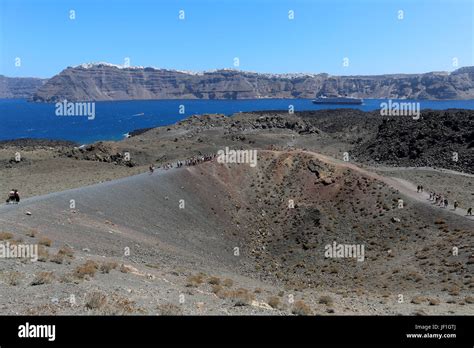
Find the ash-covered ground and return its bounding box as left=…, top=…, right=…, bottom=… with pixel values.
left=0, top=109, right=472, bottom=315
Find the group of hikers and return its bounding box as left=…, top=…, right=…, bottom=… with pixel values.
left=149, top=153, right=217, bottom=174
left=417, top=185, right=472, bottom=216
left=6, top=189, right=20, bottom=204
left=182, top=153, right=216, bottom=167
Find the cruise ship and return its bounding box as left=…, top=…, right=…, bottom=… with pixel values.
left=312, top=96, right=363, bottom=105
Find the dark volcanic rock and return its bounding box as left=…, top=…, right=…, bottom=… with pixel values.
left=129, top=127, right=154, bottom=137
left=63, top=142, right=137, bottom=167
left=352, top=110, right=474, bottom=173
left=307, top=160, right=322, bottom=178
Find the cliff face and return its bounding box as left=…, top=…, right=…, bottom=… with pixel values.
left=0, top=75, right=48, bottom=98
left=31, top=64, right=474, bottom=102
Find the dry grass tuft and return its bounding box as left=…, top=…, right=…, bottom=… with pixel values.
left=50, top=253, right=65, bottom=264
left=291, top=300, right=312, bottom=316
left=228, top=288, right=255, bottom=306
left=222, top=278, right=234, bottom=287
left=411, top=296, right=426, bottom=304
left=31, top=271, right=54, bottom=286
left=186, top=273, right=205, bottom=287
left=318, top=295, right=334, bottom=306
left=208, top=276, right=221, bottom=285
left=157, top=303, right=183, bottom=315
left=37, top=246, right=49, bottom=262
left=100, top=261, right=119, bottom=274
left=0, top=232, right=13, bottom=241
left=74, top=260, right=99, bottom=279
left=38, top=237, right=52, bottom=247
left=267, top=296, right=282, bottom=309
left=119, top=264, right=133, bottom=273
left=85, top=291, right=108, bottom=310
left=58, top=246, right=74, bottom=258
left=5, top=271, right=23, bottom=286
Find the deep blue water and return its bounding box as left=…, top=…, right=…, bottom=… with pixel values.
left=1, top=98, right=474, bottom=144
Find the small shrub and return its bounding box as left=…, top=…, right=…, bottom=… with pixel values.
left=211, top=285, right=227, bottom=299
left=0, top=232, right=13, bottom=241
left=37, top=246, right=49, bottom=262
left=222, top=278, right=233, bottom=287
left=74, top=260, right=99, bottom=279
left=411, top=296, right=426, bottom=304
left=292, top=300, right=312, bottom=316
left=448, top=285, right=460, bottom=296
left=50, top=253, right=65, bottom=264
left=319, top=295, right=334, bottom=306
left=31, top=271, right=54, bottom=286
left=119, top=264, right=133, bottom=273
left=110, top=296, right=138, bottom=314
left=85, top=291, right=108, bottom=310
left=229, top=288, right=255, bottom=306
left=208, top=276, right=221, bottom=285
left=100, top=261, right=118, bottom=274
left=186, top=274, right=205, bottom=287
left=157, top=303, right=183, bottom=315
left=211, top=284, right=223, bottom=294
left=38, top=237, right=52, bottom=247
left=405, top=271, right=424, bottom=283
left=51, top=246, right=74, bottom=264
left=58, top=246, right=74, bottom=258
left=6, top=271, right=23, bottom=286
left=268, top=296, right=281, bottom=309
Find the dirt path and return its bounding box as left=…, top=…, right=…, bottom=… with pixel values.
left=3, top=149, right=473, bottom=222
left=367, top=165, right=474, bottom=178
left=283, top=150, right=474, bottom=221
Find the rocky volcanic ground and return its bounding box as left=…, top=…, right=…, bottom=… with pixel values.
left=0, top=109, right=472, bottom=315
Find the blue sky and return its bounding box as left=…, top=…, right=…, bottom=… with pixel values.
left=0, top=0, right=472, bottom=78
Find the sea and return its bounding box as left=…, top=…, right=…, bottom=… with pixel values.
left=1, top=98, right=474, bottom=145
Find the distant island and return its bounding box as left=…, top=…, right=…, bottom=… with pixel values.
left=0, top=75, right=47, bottom=99
left=1, top=63, right=474, bottom=101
